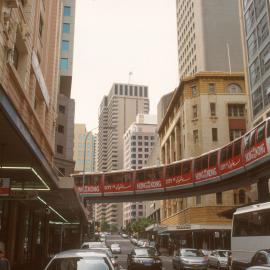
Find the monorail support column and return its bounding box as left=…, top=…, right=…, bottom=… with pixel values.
left=257, top=177, right=270, bottom=203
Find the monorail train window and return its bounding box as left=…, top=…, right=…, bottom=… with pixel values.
left=257, top=123, right=266, bottom=143
left=85, top=175, right=91, bottom=185
left=234, top=139, right=242, bottom=156
left=154, top=167, right=163, bottom=179
left=227, top=144, right=233, bottom=159
left=136, top=171, right=144, bottom=182
left=250, top=130, right=256, bottom=147
left=195, top=158, right=202, bottom=172
left=93, top=175, right=101, bottom=185
left=182, top=161, right=191, bottom=174
left=209, top=152, right=217, bottom=167
left=124, top=172, right=133, bottom=183
left=244, top=134, right=250, bottom=150
left=202, top=155, right=208, bottom=169
left=166, top=165, right=174, bottom=178
left=74, top=177, right=82, bottom=186
left=220, top=148, right=227, bottom=163
left=175, top=164, right=181, bottom=176
left=144, top=169, right=153, bottom=180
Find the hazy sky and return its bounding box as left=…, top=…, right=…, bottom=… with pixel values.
left=71, top=0, right=179, bottom=130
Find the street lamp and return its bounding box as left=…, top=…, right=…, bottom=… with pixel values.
left=82, top=125, right=115, bottom=188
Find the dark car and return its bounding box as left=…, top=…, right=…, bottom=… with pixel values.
left=172, top=248, right=208, bottom=270
left=250, top=250, right=270, bottom=267
left=127, top=247, right=162, bottom=270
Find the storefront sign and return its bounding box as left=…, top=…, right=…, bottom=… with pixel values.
left=0, top=178, right=10, bottom=196
left=176, top=224, right=191, bottom=230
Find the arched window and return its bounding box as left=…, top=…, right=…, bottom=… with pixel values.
left=226, top=84, right=242, bottom=93
left=239, top=189, right=246, bottom=204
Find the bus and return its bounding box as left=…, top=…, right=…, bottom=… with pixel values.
left=231, top=202, right=270, bottom=270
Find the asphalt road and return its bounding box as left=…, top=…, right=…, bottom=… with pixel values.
left=106, top=234, right=173, bottom=270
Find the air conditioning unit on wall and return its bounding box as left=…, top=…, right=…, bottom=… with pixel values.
left=5, top=0, right=19, bottom=8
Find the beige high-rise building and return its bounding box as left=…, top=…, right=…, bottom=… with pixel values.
left=97, top=83, right=150, bottom=228
left=158, top=72, right=251, bottom=249
left=176, top=0, right=243, bottom=80
left=54, top=0, right=76, bottom=176
left=74, top=124, right=97, bottom=172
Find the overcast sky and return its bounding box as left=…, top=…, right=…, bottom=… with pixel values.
left=71, top=0, right=179, bottom=130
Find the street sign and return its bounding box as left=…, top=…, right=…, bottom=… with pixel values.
left=0, top=178, right=10, bottom=196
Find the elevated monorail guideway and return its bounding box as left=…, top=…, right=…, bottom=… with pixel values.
left=73, top=118, right=270, bottom=203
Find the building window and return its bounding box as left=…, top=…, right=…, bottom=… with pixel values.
left=191, top=85, right=197, bottom=96
left=57, top=145, right=64, bottom=154
left=263, top=75, right=270, bottom=106
left=39, top=16, right=44, bottom=37
left=257, top=14, right=269, bottom=47
left=193, top=129, right=198, bottom=143
left=226, top=84, right=242, bottom=93
left=139, top=87, right=143, bottom=97
left=59, top=105, right=65, bottom=114
left=245, top=3, right=255, bottom=34
left=216, top=192, right=223, bottom=205
left=249, top=58, right=261, bottom=87
left=63, top=6, right=71, bottom=16
left=12, top=47, right=19, bottom=69
left=61, top=40, right=69, bottom=51
left=196, top=195, right=201, bottom=205
left=210, top=103, right=216, bottom=116
left=247, top=30, right=258, bottom=60
left=192, top=105, right=197, bottom=118
left=254, top=0, right=266, bottom=19
left=239, top=190, right=246, bottom=204
left=212, top=128, right=218, bottom=142
left=58, top=125, right=64, bottom=133
left=228, top=104, right=245, bottom=117
left=252, top=86, right=263, bottom=116
left=144, top=87, right=148, bottom=97
left=60, top=58, right=68, bottom=70
left=260, top=42, right=270, bottom=75
left=230, top=129, right=246, bottom=141
left=63, top=23, right=70, bottom=33
left=120, top=85, right=123, bottom=95
left=208, top=83, right=215, bottom=93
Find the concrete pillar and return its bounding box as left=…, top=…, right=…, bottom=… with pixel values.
left=165, top=142, right=169, bottom=164
left=175, top=125, right=180, bottom=160
left=169, top=135, right=174, bottom=163
left=257, top=177, right=270, bottom=203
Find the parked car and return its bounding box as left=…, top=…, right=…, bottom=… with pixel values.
left=250, top=250, right=270, bottom=267
left=172, top=248, right=208, bottom=270
left=81, top=241, right=107, bottom=249
left=111, top=243, right=121, bottom=254
left=88, top=248, right=120, bottom=270
left=247, top=266, right=270, bottom=270
left=122, top=233, right=129, bottom=238
left=127, top=247, right=162, bottom=270
left=44, top=250, right=115, bottom=270
left=131, top=237, right=138, bottom=245
left=201, top=249, right=212, bottom=259
left=208, top=250, right=231, bottom=269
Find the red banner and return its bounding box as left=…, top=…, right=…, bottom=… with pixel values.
left=244, top=141, right=267, bottom=164
left=219, top=156, right=242, bottom=174
left=135, top=179, right=164, bottom=191
left=104, top=182, right=133, bottom=193
left=195, top=167, right=218, bottom=182
left=165, top=174, right=192, bottom=188
left=78, top=185, right=101, bottom=194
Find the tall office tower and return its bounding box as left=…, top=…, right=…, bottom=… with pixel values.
left=176, top=0, right=243, bottom=80
left=97, top=83, right=150, bottom=228
left=73, top=124, right=97, bottom=172
left=123, top=114, right=157, bottom=227
left=54, top=0, right=76, bottom=176
left=240, top=0, right=270, bottom=125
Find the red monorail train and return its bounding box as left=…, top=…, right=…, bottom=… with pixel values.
left=74, top=118, right=270, bottom=197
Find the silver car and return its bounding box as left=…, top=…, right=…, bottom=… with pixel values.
left=172, top=248, right=208, bottom=270
left=44, top=249, right=115, bottom=270
left=208, top=250, right=231, bottom=270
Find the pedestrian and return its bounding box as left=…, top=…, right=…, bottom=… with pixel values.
left=0, top=250, right=10, bottom=270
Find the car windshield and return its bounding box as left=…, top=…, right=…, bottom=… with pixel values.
left=182, top=250, right=204, bottom=257
left=217, top=251, right=230, bottom=257
left=134, top=248, right=155, bottom=257
left=47, top=257, right=112, bottom=270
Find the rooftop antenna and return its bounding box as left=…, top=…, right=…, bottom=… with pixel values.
left=227, top=43, right=232, bottom=74
left=128, top=71, right=133, bottom=85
